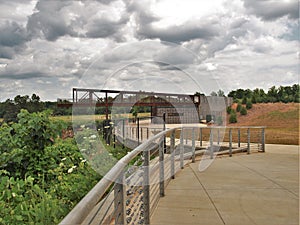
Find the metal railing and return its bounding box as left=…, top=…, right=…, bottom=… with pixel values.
left=59, top=126, right=265, bottom=225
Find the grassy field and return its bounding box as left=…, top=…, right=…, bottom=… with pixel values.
left=50, top=113, right=151, bottom=123
left=229, top=103, right=299, bottom=145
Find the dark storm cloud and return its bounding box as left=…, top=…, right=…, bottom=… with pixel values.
left=0, top=21, right=27, bottom=47
left=85, top=17, right=129, bottom=39
left=0, top=21, right=28, bottom=59
left=26, top=1, right=77, bottom=41
left=243, top=0, right=299, bottom=20
left=137, top=23, right=219, bottom=43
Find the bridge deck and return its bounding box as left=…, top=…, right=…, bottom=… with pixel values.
left=151, top=144, right=299, bottom=225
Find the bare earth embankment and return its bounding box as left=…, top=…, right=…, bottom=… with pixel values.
left=229, top=102, right=299, bottom=145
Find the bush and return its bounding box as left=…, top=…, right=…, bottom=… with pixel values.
left=236, top=103, right=242, bottom=112
left=242, top=97, right=247, bottom=104
left=226, top=106, right=232, bottom=114
left=246, top=100, right=252, bottom=109
left=240, top=107, right=247, bottom=115
left=229, top=112, right=237, bottom=123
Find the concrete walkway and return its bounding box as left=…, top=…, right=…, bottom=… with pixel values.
left=151, top=144, right=299, bottom=225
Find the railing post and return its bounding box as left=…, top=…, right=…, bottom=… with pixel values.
left=137, top=118, right=140, bottom=145
left=192, top=128, right=196, bottom=163
left=122, top=119, right=125, bottom=149
left=180, top=128, right=184, bottom=169
left=238, top=128, right=241, bottom=148
left=210, top=128, right=214, bottom=159
left=159, top=140, right=165, bottom=197
left=200, top=128, right=202, bottom=147
left=143, top=149, right=150, bottom=225
left=229, top=128, right=232, bottom=157
left=114, top=171, right=126, bottom=225
left=261, top=127, right=265, bottom=152
left=247, top=128, right=250, bottom=154
left=217, top=128, right=220, bottom=145
left=170, top=130, right=175, bottom=179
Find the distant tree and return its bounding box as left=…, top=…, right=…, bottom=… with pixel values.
left=226, top=106, right=233, bottom=114
left=217, top=89, right=225, bottom=97
left=240, top=107, right=247, bottom=115
left=246, top=100, right=252, bottom=109
left=242, top=96, right=247, bottom=104
left=229, top=111, right=237, bottom=123
left=210, top=91, right=217, bottom=96
left=236, top=103, right=242, bottom=112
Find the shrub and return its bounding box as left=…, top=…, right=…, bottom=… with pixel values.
left=226, top=106, right=232, bottom=114
left=242, top=97, right=247, bottom=104
left=240, top=107, right=247, bottom=115
left=229, top=112, right=237, bottom=123
left=246, top=100, right=252, bottom=109
left=236, top=103, right=242, bottom=112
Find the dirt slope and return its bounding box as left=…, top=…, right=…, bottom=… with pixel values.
left=229, top=103, right=299, bottom=145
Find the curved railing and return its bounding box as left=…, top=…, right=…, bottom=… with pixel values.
left=60, top=126, right=265, bottom=225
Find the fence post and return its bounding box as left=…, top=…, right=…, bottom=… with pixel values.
left=180, top=128, right=184, bottom=169
left=229, top=128, right=232, bottom=157
left=210, top=128, right=214, bottom=159
left=159, top=140, right=165, bottom=197
left=170, top=130, right=175, bottom=179
left=143, top=149, right=150, bottom=224
left=114, top=171, right=126, bottom=225
left=192, top=128, right=196, bottom=163
left=247, top=128, right=250, bottom=154
left=261, top=127, right=265, bottom=152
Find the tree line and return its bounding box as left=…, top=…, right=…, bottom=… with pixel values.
left=227, top=84, right=299, bottom=104
left=0, top=84, right=299, bottom=123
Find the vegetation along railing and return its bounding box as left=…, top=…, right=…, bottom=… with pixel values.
left=59, top=126, right=265, bottom=225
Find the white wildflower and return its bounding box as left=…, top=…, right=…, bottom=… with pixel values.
left=12, top=193, right=16, bottom=198
left=81, top=159, right=87, bottom=163
left=67, top=168, right=73, bottom=173
left=90, top=134, right=97, bottom=139
left=61, top=157, right=66, bottom=161
left=59, top=162, right=64, bottom=167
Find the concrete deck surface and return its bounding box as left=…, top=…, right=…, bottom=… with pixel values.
left=151, top=144, right=299, bottom=225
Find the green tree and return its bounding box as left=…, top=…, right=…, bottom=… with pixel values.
left=240, top=107, right=247, bottom=115
left=236, top=103, right=242, bottom=112
left=246, top=100, right=252, bottom=109
left=229, top=111, right=237, bottom=123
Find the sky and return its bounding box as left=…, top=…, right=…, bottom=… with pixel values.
left=0, top=0, right=299, bottom=101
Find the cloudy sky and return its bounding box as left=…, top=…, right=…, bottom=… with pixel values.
left=0, top=0, right=298, bottom=101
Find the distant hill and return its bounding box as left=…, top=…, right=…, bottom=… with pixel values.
left=228, top=103, right=299, bottom=145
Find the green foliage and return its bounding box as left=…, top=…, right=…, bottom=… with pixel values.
left=236, top=103, right=242, bottom=112
left=240, top=107, right=247, bottom=115
left=229, top=111, right=237, bottom=123
left=246, top=100, right=253, bottom=109
left=242, top=96, right=247, bottom=104
left=227, top=84, right=299, bottom=104
left=0, top=110, right=101, bottom=224
left=226, top=106, right=233, bottom=114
